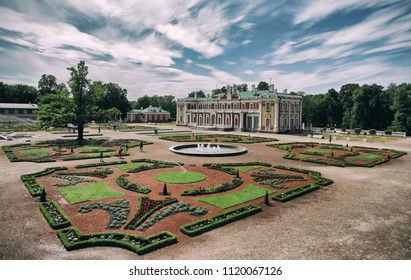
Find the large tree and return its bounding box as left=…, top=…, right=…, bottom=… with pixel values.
left=257, top=81, right=269, bottom=90
left=66, top=61, right=96, bottom=141
left=390, top=83, right=411, bottom=135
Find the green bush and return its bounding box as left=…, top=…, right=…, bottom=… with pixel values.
left=39, top=201, right=71, bottom=229
left=116, top=175, right=151, bottom=194
left=74, top=160, right=127, bottom=168
left=56, top=227, right=177, bottom=255
left=180, top=204, right=261, bottom=237
left=354, top=128, right=361, bottom=135
left=21, top=167, right=68, bottom=181
left=368, top=129, right=376, bottom=135
left=384, top=130, right=392, bottom=136
left=272, top=184, right=320, bottom=202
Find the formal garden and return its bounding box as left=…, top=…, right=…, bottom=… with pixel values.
left=267, top=142, right=406, bottom=167
left=20, top=159, right=333, bottom=255
left=158, top=133, right=278, bottom=144
left=1, top=138, right=152, bottom=162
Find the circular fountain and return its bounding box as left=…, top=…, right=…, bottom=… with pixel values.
left=169, top=143, right=247, bottom=157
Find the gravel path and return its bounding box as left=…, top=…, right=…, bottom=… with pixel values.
left=1, top=127, right=410, bottom=260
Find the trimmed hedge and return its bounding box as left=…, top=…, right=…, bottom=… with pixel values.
left=62, top=153, right=129, bottom=161
left=74, top=160, right=127, bottom=169
left=21, top=166, right=68, bottom=181
left=127, top=159, right=183, bottom=173
left=39, top=201, right=71, bottom=229
left=180, top=204, right=261, bottom=237
left=272, top=184, right=320, bottom=202
left=203, top=162, right=271, bottom=175
left=56, top=227, right=177, bottom=255
left=116, top=175, right=151, bottom=194
left=24, top=179, right=45, bottom=196
left=273, top=165, right=333, bottom=186
left=181, top=178, right=243, bottom=196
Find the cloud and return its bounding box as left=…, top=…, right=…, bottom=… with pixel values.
left=268, top=5, right=411, bottom=65
left=241, top=39, right=252, bottom=45
left=260, top=57, right=411, bottom=93
left=293, top=0, right=400, bottom=25
left=224, top=61, right=237, bottom=65
left=243, top=70, right=255, bottom=75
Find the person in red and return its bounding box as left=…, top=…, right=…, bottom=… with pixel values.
left=118, top=146, right=123, bottom=159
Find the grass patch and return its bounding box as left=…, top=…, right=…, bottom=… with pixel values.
left=307, top=148, right=333, bottom=154
left=155, top=171, right=207, bottom=184
left=19, top=148, right=50, bottom=155
left=77, top=146, right=106, bottom=152
left=352, top=153, right=382, bottom=160
left=58, top=182, right=124, bottom=204
left=115, top=162, right=153, bottom=171
left=196, top=184, right=274, bottom=209
left=226, top=165, right=263, bottom=172
left=298, top=154, right=313, bottom=160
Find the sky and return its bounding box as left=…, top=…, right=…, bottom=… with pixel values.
left=0, top=0, right=410, bottom=100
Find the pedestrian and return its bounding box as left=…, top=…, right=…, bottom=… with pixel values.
left=113, top=125, right=117, bottom=131
left=100, top=151, right=104, bottom=162
left=98, top=126, right=100, bottom=133
left=329, top=134, right=332, bottom=143
left=118, top=146, right=123, bottom=159
left=139, top=140, right=144, bottom=152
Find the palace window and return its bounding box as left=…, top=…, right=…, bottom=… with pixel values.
left=265, top=102, right=271, bottom=111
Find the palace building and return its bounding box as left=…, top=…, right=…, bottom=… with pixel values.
left=176, top=84, right=302, bottom=133
left=126, top=106, right=170, bottom=123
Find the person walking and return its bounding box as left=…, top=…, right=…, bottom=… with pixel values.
left=100, top=151, right=104, bottom=162
left=118, top=146, right=123, bottom=159
left=139, top=140, right=144, bottom=152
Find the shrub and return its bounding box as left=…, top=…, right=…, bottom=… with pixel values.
left=57, top=227, right=177, bottom=255
left=272, top=184, right=320, bottom=202
left=384, top=130, right=392, bottom=136
left=39, top=201, right=71, bottom=229
left=74, top=160, right=127, bottom=169
left=354, top=128, right=361, bottom=135
left=180, top=204, right=261, bottom=237
left=369, top=129, right=376, bottom=136
left=116, top=175, right=151, bottom=194
left=181, top=178, right=243, bottom=196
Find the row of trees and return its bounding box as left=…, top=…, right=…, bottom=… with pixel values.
left=302, top=83, right=411, bottom=135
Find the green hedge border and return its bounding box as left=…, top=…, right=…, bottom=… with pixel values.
left=56, top=227, right=177, bottom=255
left=180, top=204, right=261, bottom=237
left=74, top=160, right=127, bottom=169
left=272, top=184, right=320, bottom=202
left=203, top=162, right=271, bottom=175
left=116, top=175, right=151, bottom=194
left=39, top=201, right=71, bottom=229
left=273, top=165, right=333, bottom=186
left=181, top=178, right=243, bottom=196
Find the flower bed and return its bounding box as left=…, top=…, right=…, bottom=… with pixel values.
left=53, top=175, right=96, bottom=187
left=57, top=227, right=177, bottom=255
left=125, top=197, right=178, bottom=230
left=272, top=184, right=319, bottom=202
left=180, top=204, right=262, bottom=237
left=77, top=199, right=130, bottom=229
left=56, top=167, right=114, bottom=178
left=273, top=165, right=333, bottom=186
left=139, top=202, right=208, bottom=231
left=127, top=159, right=183, bottom=173
left=251, top=168, right=306, bottom=189
left=116, top=175, right=151, bottom=194
left=39, top=201, right=71, bottom=229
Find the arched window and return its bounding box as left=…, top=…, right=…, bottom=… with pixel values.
left=265, top=102, right=271, bottom=111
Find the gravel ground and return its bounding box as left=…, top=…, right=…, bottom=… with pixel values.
left=0, top=126, right=410, bottom=260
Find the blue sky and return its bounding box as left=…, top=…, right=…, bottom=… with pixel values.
left=0, top=0, right=410, bottom=100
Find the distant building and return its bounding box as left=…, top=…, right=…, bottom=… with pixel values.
left=127, top=106, right=170, bottom=123
left=0, top=103, right=38, bottom=122
left=176, top=84, right=303, bottom=133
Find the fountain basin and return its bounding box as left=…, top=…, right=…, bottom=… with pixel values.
left=169, top=143, right=247, bottom=157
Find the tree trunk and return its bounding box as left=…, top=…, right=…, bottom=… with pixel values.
left=77, top=125, right=84, bottom=141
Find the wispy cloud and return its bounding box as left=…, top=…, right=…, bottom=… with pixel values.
left=268, top=5, right=411, bottom=65
left=293, top=0, right=400, bottom=25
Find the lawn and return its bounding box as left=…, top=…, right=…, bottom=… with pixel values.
left=19, top=148, right=50, bottom=155
left=352, top=153, right=382, bottom=160
left=196, top=184, right=275, bottom=209
left=298, top=154, right=313, bottom=160
left=115, top=162, right=153, bottom=171
left=307, top=148, right=333, bottom=154
left=77, top=146, right=106, bottom=152
left=226, top=165, right=263, bottom=172
left=58, top=182, right=124, bottom=204
left=155, top=171, right=207, bottom=184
